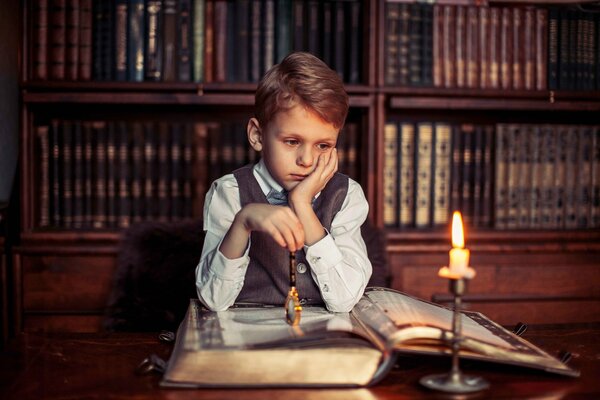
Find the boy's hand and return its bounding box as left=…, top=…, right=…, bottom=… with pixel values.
left=236, top=203, right=305, bottom=251
left=289, top=148, right=338, bottom=207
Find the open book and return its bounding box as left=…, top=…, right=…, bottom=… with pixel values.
left=161, top=287, right=578, bottom=388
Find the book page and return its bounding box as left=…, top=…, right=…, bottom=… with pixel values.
left=361, top=288, right=513, bottom=349
left=183, top=301, right=369, bottom=351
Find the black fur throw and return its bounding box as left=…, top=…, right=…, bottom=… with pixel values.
left=103, top=219, right=205, bottom=332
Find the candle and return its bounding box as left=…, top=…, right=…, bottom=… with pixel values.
left=448, top=211, right=470, bottom=277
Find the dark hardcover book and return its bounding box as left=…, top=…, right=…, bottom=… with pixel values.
left=408, top=3, right=423, bottom=86
left=454, top=5, right=466, bottom=88
left=106, top=122, right=118, bottom=228
left=494, top=124, right=509, bottom=229
left=488, top=6, right=501, bottom=89
left=145, top=0, right=164, bottom=81
left=157, top=122, right=171, bottom=221
left=292, top=0, right=305, bottom=52
left=128, top=0, right=145, bottom=81
left=235, top=0, right=250, bottom=82
left=523, top=7, right=535, bottom=91
left=249, top=0, right=262, bottom=82
left=82, top=121, right=93, bottom=227
left=93, top=0, right=114, bottom=80
left=465, top=6, right=477, bottom=89
left=535, top=7, right=548, bottom=91
left=558, top=9, right=571, bottom=89
left=512, top=7, right=523, bottom=90
left=163, top=0, right=178, bottom=81
left=213, top=0, right=227, bottom=82
left=576, top=126, right=593, bottom=227
left=93, top=121, right=107, bottom=228
left=461, top=124, right=475, bottom=225
left=553, top=125, right=568, bottom=228
left=420, top=3, right=433, bottom=87
left=178, top=0, right=193, bottom=81
left=441, top=4, right=454, bottom=88
left=275, top=0, right=292, bottom=63
left=480, top=125, right=494, bottom=228
left=50, top=120, right=62, bottom=227
left=505, top=124, right=521, bottom=229
left=170, top=123, right=183, bottom=219
left=563, top=126, right=579, bottom=228
left=528, top=125, right=542, bottom=228
left=182, top=123, right=194, bottom=218
left=321, top=0, right=332, bottom=66
left=478, top=6, right=489, bottom=89
left=575, top=10, right=584, bottom=91
left=450, top=123, right=463, bottom=217
left=115, top=0, right=129, bottom=81
left=263, top=0, right=275, bottom=72
left=347, top=0, right=362, bottom=84
left=131, top=121, right=145, bottom=223
left=117, top=122, right=132, bottom=228
left=385, top=2, right=400, bottom=85
left=547, top=7, right=559, bottom=90
left=37, top=126, right=50, bottom=227
left=225, top=0, right=237, bottom=82
left=72, top=121, right=84, bottom=228
left=192, top=122, right=208, bottom=217
left=61, top=120, right=74, bottom=228
left=143, top=122, right=158, bottom=219
left=49, top=0, right=66, bottom=80
left=204, top=0, right=214, bottom=83
left=432, top=5, right=443, bottom=87
left=333, top=0, right=346, bottom=81
left=193, top=0, right=205, bottom=82
left=500, top=7, right=513, bottom=90
left=78, top=0, right=92, bottom=80
left=306, top=0, right=320, bottom=57
left=516, top=125, right=533, bottom=228
left=65, top=0, right=80, bottom=80
left=471, top=126, right=483, bottom=227
left=220, top=123, right=235, bottom=174
left=207, top=122, right=221, bottom=183
left=33, top=0, right=49, bottom=80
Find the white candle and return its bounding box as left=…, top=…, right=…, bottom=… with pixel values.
left=448, top=212, right=470, bottom=277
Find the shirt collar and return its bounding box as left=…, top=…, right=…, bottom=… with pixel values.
left=253, top=158, right=283, bottom=196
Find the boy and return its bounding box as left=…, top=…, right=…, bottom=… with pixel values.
left=196, top=52, right=372, bottom=312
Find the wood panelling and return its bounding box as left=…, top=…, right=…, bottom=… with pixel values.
left=23, top=314, right=104, bottom=333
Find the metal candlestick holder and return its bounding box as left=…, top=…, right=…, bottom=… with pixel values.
left=420, top=268, right=489, bottom=393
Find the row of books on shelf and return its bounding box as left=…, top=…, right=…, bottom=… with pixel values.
left=31, top=0, right=363, bottom=83
left=384, top=3, right=600, bottom=90
left=383, top=122, right=600, bottom=230
left=35, top=118, right=361, bottom=229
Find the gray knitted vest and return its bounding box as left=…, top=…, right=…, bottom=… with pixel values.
left=232, top=164, right=349, bottom=305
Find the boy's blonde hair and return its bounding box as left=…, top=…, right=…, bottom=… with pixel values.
left=254, top=52, right=349, bottom=131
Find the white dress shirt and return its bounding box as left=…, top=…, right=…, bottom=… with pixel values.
left=195, top=159, right=372, bottom=312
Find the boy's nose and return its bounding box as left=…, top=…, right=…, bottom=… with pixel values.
left=297, top=146, right=314, bottom=167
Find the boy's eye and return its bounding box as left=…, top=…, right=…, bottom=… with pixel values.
left=317, top=143, right=332, bottom=151
left=284, top=139, right=299, bottom=146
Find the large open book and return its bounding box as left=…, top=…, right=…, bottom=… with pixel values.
left=161, top=287, right=578, bottom=388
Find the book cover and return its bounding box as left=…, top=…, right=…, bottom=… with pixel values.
left=383, top=123, right=398, bottom=227
left=535, top=8, right=548, bottom=91
left=115, top=0, right=128, bottom=81
left=161, top=288, right=578, bottom=388
left=178, top=0, right=193, bottom=81
left=163, top=0, right=178, bottom=81
left=93, top=121, right=108, bottom=229
left=145, top=0, right=164, bottom=81
left=433, top=123, right=451, bottom=227
left=37, top=126, right=50, bottom=227
left=65, top=0, right=80, bottom=81
left=193, top=0, right=205, bottom=82
left=128, top=0, right=145, bottom=81
left=49, top=0, right=67, bottom=80
left=106, top=122, right=118, bottom=228
left=275, top=0, right=292, bottom=64
left=213, top=0, right=227, bottom=82
left=415, top=122, right=433, bottom=228
left=78, top=0, right=93, bottom=80
left=398, top=122, right=415, bottom=229
left=32, top=0, right=49, bottom=80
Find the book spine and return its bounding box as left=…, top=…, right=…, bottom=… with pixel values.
left=249, top=0, right=262, bottom=82
left=306, top=1, right=319, bottom=56
left=558, top=10, right=570, bottom=89
left=348, top=0, right=362, bottom=84
left=276, top=0, right=292, bottom=64
left=225, top=0, right=236, bottom=82
left=193, top=0, right=205, bottom=82
left=263, top=0, right=275, bottom=73
left=385, top=3, right=400, bottom=85
left=398, top=3, right=411, bottom=86
left=500, top=7, right=513, bottom=90
left=321, top=0, right=332, bottom=66
left=480, top=125, right=494, bottom=228
left=178, top=0, right=193, bottom=81
left=433, top=123, right=451, bottom=226
left=408, top=3, right=422, bottom=86
left=488, top=7, right=500, bottom=89
left=92, top=0, right=113, bottom=80
left=157, top=122, right=171, bottom=221
left=450, top=124, right=463, bottom=217
left=115, top=0, right=128, bottom=81
left=78, top=0, right=92, bottom=80
left=33, top=0, right=49, bottom=80
left=547, top=7, right=559, bottom=90
left=213, top=0, right=227, bottom=83
left=192, top=122, right=208, bottom=217
left=292, top=0, right=304, bottom=52
left=62, top=121, right=73, bottom=228
left=118, top=122, right=131, bottom=228
left=143, top=122, right=157, bottom=219
left=82, top=121, right=93, bottom=227
left=399, top=122, right=415, bottom=228
left=131, top=122, right=144, bottom=223
left=93, top=121, right=107, bottom=228
left=478, top=6, right=489, bottom=89
left=145, top=0, right=164, bottom=81
left=383, top=122, right=398, bottom=227
left=554, top=126, right=568, bottom=228
left=461, top=124, right=474, bottom=225
left=529, top=126, right=542, bottom=228
left=37, top=126, right=50, bottom=227
left=454, top=5, right=466, bottom=88
left=494, top=124, right=508, bottom=229
left=432, top=5, right=443, bottom=87
left=65, top=0, right=80, bottom=80
left=235, top=0, right=250, bottom=83
left=564, top=127, right=579, bottom=228
left=333, top=0, right=346, bottom=81
left=516, top=125, right=532, bottom=228
left=523, top=7, right=535, bottom=91
left=170, top=123, right=183, bottom=219
left=106, top=122, right=117, bottom=228
left=415, top=122, right=433, bottom=228
left=576, top=126, right=593, bottom=228
left=465, top=6, right=478, bottom=89
left=472, top=126, right=483, bottom=226
left=51, top=120, right=62, bottom=227
left=539, top=125, right=556, bottom=228
left=505, top=124, right=520, bottom=229
left=128, top=0, right=145, bottom=81
left=163, top=0, right=178, bottom=81
left=512, top=6, right=523, bottom=90
left=182, top=123, right=194, bottom=218
left=535, top=8, right=548, bottom=91
left=72, top=121, right=84, bottom=228
left=49, top=0, right=66, bottom=80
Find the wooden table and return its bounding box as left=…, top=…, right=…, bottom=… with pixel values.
left=1, top=324, right=599, bottom=399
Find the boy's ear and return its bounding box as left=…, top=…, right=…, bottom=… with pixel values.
left=247, top=118, right=263, bottom=152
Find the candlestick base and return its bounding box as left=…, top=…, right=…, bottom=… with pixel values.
left=420, top=372, right=489, bottom=394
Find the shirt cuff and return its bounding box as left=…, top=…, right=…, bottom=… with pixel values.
left=208, top=238, right=251, bottom=280
left=304, top=230, right=343, bottom=275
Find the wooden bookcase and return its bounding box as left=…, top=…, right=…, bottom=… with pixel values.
left=12, top=0, right=600, bottom=332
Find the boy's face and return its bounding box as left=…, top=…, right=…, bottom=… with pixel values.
left=248, top=104, right=339, bottom=192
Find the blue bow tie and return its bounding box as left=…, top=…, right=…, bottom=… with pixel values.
left=266, top=189, right=288, bottom=206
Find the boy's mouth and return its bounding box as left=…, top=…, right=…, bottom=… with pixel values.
left=290, top=174, right=307, bottom=181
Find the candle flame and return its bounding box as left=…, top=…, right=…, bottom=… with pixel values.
left=452, top=211, right=465, bottom=248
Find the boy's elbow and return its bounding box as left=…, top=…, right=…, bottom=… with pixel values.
left=196, top=285, right=232, bottom=312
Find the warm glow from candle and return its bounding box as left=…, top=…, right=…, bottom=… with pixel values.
left=452, top=211, right=465, bottom=248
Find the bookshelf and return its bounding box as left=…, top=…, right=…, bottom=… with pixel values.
left=13, top=0, right=600, bottom=332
